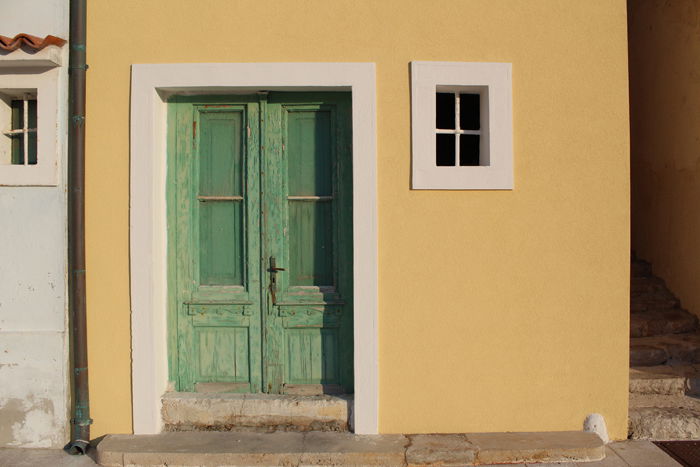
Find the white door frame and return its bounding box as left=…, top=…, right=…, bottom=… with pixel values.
left=129, top=63, right=378, bottom=434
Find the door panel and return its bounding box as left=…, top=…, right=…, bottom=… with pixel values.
left=199, top=201, right=244, bottom=286
left=198, top=111, right=244, bottom=197
left=197, top=110, right=246, bottom=286
left=288, top=201, right=334, bottom=286
left=264, top=93, right=353, bottom=395
left=196, top=326, right=250, bottom=378
left=287, top=110, right=333, bottom=196
left=171, top=98, right=262, bottom=393
left=168, top=93, right=352, bottom=395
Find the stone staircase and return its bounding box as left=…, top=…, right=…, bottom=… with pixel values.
left=629, top=257, right=700, bottom=439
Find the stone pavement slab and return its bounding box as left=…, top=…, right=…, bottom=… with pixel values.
left=406, top=434, right=476, bottom=466
left=300, top=432, right=408, bottom=466
left=96, top=431, right=408, bottom=467
left=0, top=448, right=97, bottom=467
left=466, top=431, right=604, bottom=465
left=578, top=446, right=627, bottom=467
left=607, top=440, right=682, bottom=466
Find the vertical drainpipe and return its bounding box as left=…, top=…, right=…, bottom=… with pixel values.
left=65, top=0, right=91, bottom=455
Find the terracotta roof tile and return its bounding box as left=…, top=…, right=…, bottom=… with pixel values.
left=0, top=33, right=66, bottom=52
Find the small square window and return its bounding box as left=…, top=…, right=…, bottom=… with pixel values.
left=411, top=61, right=513, bottom=190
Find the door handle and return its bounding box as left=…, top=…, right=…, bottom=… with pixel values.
left=269, top=256, right=285, bottom=305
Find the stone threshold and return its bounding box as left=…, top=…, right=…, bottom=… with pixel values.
left=162, top=392, right=353, bottom=432
left=95, top=430, right=604, bottom=466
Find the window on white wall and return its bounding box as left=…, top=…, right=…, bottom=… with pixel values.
left=0, top=71, right=59, bottom=186
left=411, top=61, right=513, bottom=190
left=0, top=41, right=63, bottom=186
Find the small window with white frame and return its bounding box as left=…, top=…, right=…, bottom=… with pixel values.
left=411, top=61, right=513, bottom=190
left=0, top=69, right=60, bottom=186
left=1, top=90, right=38, bottom=166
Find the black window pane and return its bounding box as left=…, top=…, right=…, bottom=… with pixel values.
left=460, top=94, right=480, bottom=130
left=436, top=134, right=456, bottom=166
left=459, top=134, right=480, bottom=166
left=27, top=100, right=37, bottom=165
left=436, top=93, right=455, bottom=129
left=10, top=100, right=22, bottom=165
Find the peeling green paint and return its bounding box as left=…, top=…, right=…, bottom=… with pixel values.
left=168, top=93, right=353, bottom=395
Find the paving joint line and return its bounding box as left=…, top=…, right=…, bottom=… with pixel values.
left=462, top=432, right=480, bottom=465
left=402, top=434, right=413, bottom=467
left=294, top=431, right=306, bottom=467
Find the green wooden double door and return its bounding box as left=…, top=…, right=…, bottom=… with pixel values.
left=168, top=93, right=353, bottom=395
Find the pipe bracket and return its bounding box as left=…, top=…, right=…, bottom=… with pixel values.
left=70, top=417, right=94, bottom=426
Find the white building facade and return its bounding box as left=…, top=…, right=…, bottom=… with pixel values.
left=0, top=0, right=70, bottom=448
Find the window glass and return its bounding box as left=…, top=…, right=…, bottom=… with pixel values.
left=9, top=98, right=37, bottom=165
left=436, top=93, right=455, bottom=129
left=436, top=133, right=455, bottom=166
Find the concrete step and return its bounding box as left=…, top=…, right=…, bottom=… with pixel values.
left=630, top=309, right=698, bottom=337
left=630, top=344, right=670, bottom=366
left=161, top=392, right=352, bottom=432
left=629, top=393, right=700, bottom=440
left=631, top=276, right=669, bottom=294
left=94, top=431, right=605, bottom=467
left=630, top=365, right=700, bottom=395
left=630, top=332, right=700, bottom=366
left=630, top=296, right=681, bottom=313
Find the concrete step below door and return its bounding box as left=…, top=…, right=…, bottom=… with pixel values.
left=94, top=431, right=605, bottom=467
left=162, top=392, right=352, bottom=432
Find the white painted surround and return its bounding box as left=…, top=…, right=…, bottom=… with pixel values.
left=130, top=63, right=378, bottom=434
left=411, top=61, right=513, bottom=190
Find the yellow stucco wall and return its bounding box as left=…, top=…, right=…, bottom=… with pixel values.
left=85, top=0, right=630, bottom=439
left=629, top=1, right=700, bottom=319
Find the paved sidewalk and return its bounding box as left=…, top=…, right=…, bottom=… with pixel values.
left=0, top=440, right=682, bottom=466
left=533, top=441, right=682, bottom=466
left=0, top=447, right=97, bottom=467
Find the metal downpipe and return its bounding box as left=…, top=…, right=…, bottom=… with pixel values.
left=65, top=0, right=91, bottom=455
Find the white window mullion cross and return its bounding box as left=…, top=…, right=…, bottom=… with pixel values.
left=455, top=93, right=460, bottom=167
left=435, top=129, right=481, bottom=135
left=23, top=96, right=29, bottom=165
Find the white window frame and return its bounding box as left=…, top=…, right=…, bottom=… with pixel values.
left=411, top=61, right=513, bottom=190
left=0, top=69, right=60, bottom=186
